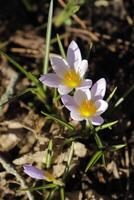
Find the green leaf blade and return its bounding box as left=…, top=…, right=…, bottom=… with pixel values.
left=56, top=34, right=66, bottom=59
left=85, top=151, right=103, bottom=172
left=110, top=144, right=126, bottom=151
left=0, top=49, right=39, bottom=85
left=43, top=0, right=53, bottom=75
left=19, top=183, right=57, bottom=192
left=95, top=120, right=118, bottom=132
left=41, top=111, right=74, bottom=131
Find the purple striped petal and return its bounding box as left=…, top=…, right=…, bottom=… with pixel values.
left=77, top=79, right=92, bottom=90
left=39, top=74, right=61, bottom=87
left=67, top=41, right=82, bottom=69
left=70, top=111, right=84, bottom=121
left=58, top=85, right=72, bottom=95
left=89, top=116, right=104, bottom=126
left=77, top=59, right=88, bottom=78
left=61, top=95, right=77, bottom=112
left=91, top=78, right=106, bottom=101
left=23, top=165, right=44, bottom=179
left=95, top=100, right=108, bottom=115
left=50, top=54, right=69, bottom=78
left=74, top=90, right=91, bottom=105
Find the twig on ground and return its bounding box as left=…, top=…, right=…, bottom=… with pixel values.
left=67, top=27, right=99, bottom=42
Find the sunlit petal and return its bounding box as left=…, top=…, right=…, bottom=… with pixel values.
left=95, top=100, right=108, bottom=115
left=61, top=95, right=77, bottom=112
left=74, top=90, right=88, bottom=105
left=50, top=54, right=69, bottom=78
left=77, top=79, right=92, bottom=90
left=70, top=111, right=84, bottom=121
left=23, top=165, right=44, bottom=179
left=89, top=116, right=104, bottom=126
left=77, top=59, right=88, bottom=78
left=67, top=41, right=82, bottom=70
left=58, top=85, right=72, bottom=95
left=91, top=78, right=106, bottom=101
left=39, top=74, right=61, bottom=87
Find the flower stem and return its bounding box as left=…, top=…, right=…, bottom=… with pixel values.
left=88, top=122, right=106, bottom=166
left=60, top=187, right=65, bottom=200
left=94, top=132, right=104, bottom=149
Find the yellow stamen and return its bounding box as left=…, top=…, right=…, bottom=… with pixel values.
left=63, top=69, right=81, bottom=88
left=79, top=100, right=97, bottom=117
left=44, top=171, right=56, bottom=182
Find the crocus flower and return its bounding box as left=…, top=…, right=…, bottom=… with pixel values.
left=61, top=78, right=108, bottom=126
left=39, top=41, right=92, bottom=95
left=23, top=165, right=56, bottom=182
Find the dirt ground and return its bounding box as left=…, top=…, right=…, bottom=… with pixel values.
left=0, top=0, right=134, bottom=199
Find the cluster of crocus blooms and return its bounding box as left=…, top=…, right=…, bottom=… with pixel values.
left=24, top=41, right=108, bottom=179
left=40, top=40, right=108, bottom=126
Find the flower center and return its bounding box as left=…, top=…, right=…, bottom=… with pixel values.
left=63, top=69, right=81, bottom=88
left=79, top=100, right=97, bottom=117
left=44, top=171, right=56, bottom=182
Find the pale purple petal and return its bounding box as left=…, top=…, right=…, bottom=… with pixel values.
left=89, top=116, right=104, bottom=126
left=74, top=90, right=88, bottom=105
left=67, top=41, right=82, bottom=69
left=84, top=89, right=92, bottom=100
left=74, top=89, right=92, bottom=104
left=91, top=78, right=106, bottom=101
left=77, top=79, right=92, bottom=90
left=70, top=111, right=84, bottom=121
left=50, top=54, right=69, bottom=78
left=23, top=165, right=44, bottom=179
left=61, top=95, right=77, bottom=112
left=39, top=74, right=61, bottom=87
left=77, top=59, right=88, bottom=78
left=58, top=85, right=72, bottom=95
left=95, top=100, right=108, bottom=115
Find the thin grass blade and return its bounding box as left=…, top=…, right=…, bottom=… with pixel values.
left=41, top=111, right=74, bottom=131
left=19, top=183, right=57, bottom=192
left=114, top=84, right=134, bottom=107
left=95, top=120, right=118, bottom=132
left=109, top=144, right=126, bottom=151
left=45, top=187, right=58, bottom=200
left=106, top=86, right=117, bottom=103
left=85, top=150, right=103, bottom=172
left=60, top=187, right=65, bottom=200
left=56, top=34, right=66, bottom=59
left=0, top=49, right=39, bottom=85
left=43, top=0, right=53, bottom=75
left=0, top=88, right=37, bottom=107
left=63, top=142, right=74, bottom=180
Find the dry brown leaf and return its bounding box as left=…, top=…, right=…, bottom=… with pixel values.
left=54, top=150, right=69, bottom=164
left=0, top=133, right=20, bottom=152
left=53, top=164, right=65, bottom=178
left=13, top=150, right=47, bottom=165
left=106, top=161, right=120, bottom=179
left=74, top=142, right=87, bottom=158
left=66, top=191, right=83, bottom=200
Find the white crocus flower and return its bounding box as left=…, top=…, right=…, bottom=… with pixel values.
left=39, top=41, right=92, bottom=95
left=61, top=78, right=108, bottom=126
